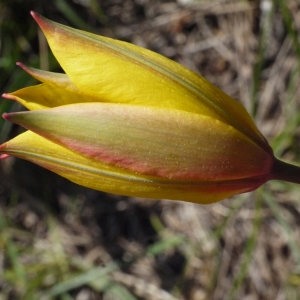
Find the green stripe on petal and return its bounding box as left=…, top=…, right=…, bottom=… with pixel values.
left=5, top=103, right=274, bottom=182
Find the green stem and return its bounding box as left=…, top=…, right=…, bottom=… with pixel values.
left=271, top=159, right=300, bottom=184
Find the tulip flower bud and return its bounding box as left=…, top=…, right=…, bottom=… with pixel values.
left=1, top=12, right=300, bottom=204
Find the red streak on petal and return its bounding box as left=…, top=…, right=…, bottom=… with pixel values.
left=62, top=140, right=248, bottom=181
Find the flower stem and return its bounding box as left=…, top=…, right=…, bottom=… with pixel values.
left=271, top=158, right=300, bottom=184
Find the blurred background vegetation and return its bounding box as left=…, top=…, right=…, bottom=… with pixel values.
left=1, top=0, right=300, bottom=299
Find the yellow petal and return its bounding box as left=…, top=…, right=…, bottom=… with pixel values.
left=0, top=131, right=264, bottom=203
left=3, top=63, right=101, bottom=110
left=3, top=84, right=86, bottom=110
left=31, top=12, right=269, bottom=152
left=5, top=103, right=274, bottom=181
left=17, top=62, right=76, bottom=90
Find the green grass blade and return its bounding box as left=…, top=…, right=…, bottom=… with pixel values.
left=45, top=263, right=119, bottom=297
left=264, top=188, right=300, bottom=263
left=227, top=192, right=263, bottom=300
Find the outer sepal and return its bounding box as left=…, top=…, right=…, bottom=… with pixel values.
left=3, top=103, right=274, bottom=182
left=0, top=131, right=266, bottom=203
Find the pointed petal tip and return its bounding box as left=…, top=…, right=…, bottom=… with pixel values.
left=2, top=112, right=21, bottom=123
left=16, top=62, right=36, bottom=77
left=0, top=141, right=9, bottom=159
left=1, top=112, right=18, bottom=123
left=30, top=11, right=49, bottom=30
left=2, top=113, right=9, bottom=120
left=30, top=11, right=38, bottom=18
left=30, top=11, right=42, bottom=25
left=16, top=62, right=28, bottom=73
left=0, top=154, right=10, bottom=160
left=2, top=93, right=17, bottom=101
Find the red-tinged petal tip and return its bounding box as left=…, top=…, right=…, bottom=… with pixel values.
left=16, top=62, right=24, bottom=68
left=16, top=62, right=32, bottom=74
left=2, top=113, right=9, bottom=120
left=30, top=11, right=36, bottom=18
left=0, top=154, right=10, bottom=160
left=0, top=142, right=9, bottom=159
left=2, top=93, right=17, bottom=101
left=30, top=11, right=46, bottom=28
left=30, top=11, right=40, bottom=24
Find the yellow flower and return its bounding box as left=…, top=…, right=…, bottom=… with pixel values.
left=1, top=12, right=299, bottom=204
